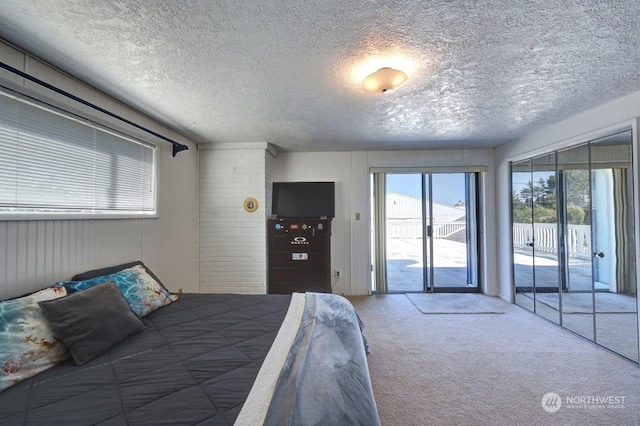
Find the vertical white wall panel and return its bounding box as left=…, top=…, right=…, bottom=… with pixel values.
left=0, top=220, right=99, bottom=298
left=274, top=152, right=355, bottom=295
left=140, top=137, right=199, bottom=293
left=265, top=151, right=275, bottom=218
left=349, top=151, right=372, bottom=295
left=481, top=149, right=498, bottom=296
left=265, top=151, right=275, bottom=285
left=0, top=42, right=199, bottom=299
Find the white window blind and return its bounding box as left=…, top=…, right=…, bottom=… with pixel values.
left=0, top=89, right=156, bottom=218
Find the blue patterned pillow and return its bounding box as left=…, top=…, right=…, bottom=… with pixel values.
left=0, top=286, right=70, bottom=392
left=59, top=265, right=174, bottom=317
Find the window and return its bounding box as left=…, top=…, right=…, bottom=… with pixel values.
left=0, top=88, right=156, bottom=219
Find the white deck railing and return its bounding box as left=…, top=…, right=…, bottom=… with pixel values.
left=387, top=220, right=591, bottom=259
left=513, top=223, right=591, bottom=259
left=387, top=219, right=466, bottom=239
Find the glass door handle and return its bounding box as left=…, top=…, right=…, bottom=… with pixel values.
left=526, top=242, right=534, bottom=247
left=593, top=252, right=605, bottom=258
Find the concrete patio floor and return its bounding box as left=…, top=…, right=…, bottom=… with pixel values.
left=386, top=240, right=601, bottom=292
left=386, top=238, right=475, bottom=291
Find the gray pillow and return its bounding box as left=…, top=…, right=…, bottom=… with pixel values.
left=39, top=280, right=145, bottom=365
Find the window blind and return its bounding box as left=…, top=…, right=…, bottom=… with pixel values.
left=0, top=89, right=156, bottom=217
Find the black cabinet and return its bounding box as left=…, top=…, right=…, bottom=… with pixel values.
left=267, top=218, right=331, bottom=294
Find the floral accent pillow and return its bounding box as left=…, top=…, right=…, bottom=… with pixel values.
left=0, top=286, right=70, bottom=392
left=59, top=265, right=174, bottom=317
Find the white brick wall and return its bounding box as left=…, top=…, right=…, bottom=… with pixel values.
left=199, top=144, right=274, bottom=293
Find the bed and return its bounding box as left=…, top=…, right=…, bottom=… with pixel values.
left=0, top=263, right=380, bottom=425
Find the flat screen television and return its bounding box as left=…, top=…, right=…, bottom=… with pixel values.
left=272, top=182, right=335, bottom=218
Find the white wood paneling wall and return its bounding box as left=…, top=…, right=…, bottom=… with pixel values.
left=0, top=41, right=199, bottom=299
left=274, top=152, right=356, bottom=295
left=0, top=220, right=139, bottom=298
left=199, top=144, right=274, bottom=293
left=275, top=148, right=497, bottom=296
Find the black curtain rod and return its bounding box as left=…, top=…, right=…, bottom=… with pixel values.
left=0, top=61, right=189, bottom=157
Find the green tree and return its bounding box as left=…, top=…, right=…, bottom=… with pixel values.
left=566, top=204, right=586, bottom=224
left=564, top=169, right=590, bottom=225
left=513, top=170, right=592, bottom=225
left=512, top=191, right=532, bottom=223
left=533, top=205, right=556, bottom=223
left=565, top=170, right=590, bottom=205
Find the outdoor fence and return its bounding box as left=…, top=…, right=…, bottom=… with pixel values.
left=387, top=219, right=466, bottom=239
left=387, top=220, right=592, bottom=260
left=513, top=223, right=591, bottom=259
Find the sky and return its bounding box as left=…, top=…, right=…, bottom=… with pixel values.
left=386, top=173, right=467, bottom=206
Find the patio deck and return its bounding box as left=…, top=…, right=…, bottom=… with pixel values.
left=386, top=238, right=473, bottom=291
left=385, top=239, right=594, bottom=292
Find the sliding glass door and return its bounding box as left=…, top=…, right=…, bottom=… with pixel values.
left=374, top=171, right=480, bottom=293
left=384, top=173, right=425, bottom=292
left=430, top=173, right=480, bottom=290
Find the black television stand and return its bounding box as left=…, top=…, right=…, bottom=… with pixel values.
left=267, top=218, right=332, bottom=294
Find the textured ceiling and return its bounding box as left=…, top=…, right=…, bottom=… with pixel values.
left=1, top=1, right=640, bottom=152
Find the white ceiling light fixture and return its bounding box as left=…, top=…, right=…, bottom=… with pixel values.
left=361, top=67, right=408, bottom=93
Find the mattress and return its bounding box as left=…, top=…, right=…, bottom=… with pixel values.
left=0, top=292, right=380, bottom=425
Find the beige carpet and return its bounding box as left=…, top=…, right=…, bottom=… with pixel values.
left=348, top=294, right=640, bottom=426
left=405, top=293, right=505, bottom=314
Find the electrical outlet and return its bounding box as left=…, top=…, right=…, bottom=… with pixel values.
left=335, top=269, right=341, bottom=277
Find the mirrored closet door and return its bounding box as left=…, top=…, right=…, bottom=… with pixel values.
left=531, top=152, right=560, bottom=325
left=512, top=158, right=536, bottom=312
left=511, top=130, right=639, bottom=362
left=511, top=153, right=561, bottom=325
left=557, top=143, right=594, bottom=341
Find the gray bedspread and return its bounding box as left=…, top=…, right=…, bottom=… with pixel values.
left=264, top=293, right=380, bottom=426
left=0, top=292, right=379, bottom=426
left=0, top=293, right=291, bottom=425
